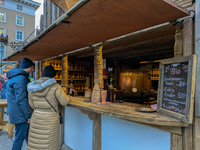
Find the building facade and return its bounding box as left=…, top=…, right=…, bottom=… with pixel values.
left=0, top=0, right=40, bottom=73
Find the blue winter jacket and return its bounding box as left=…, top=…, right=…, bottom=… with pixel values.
left=6, top=68, right=32, bottom=124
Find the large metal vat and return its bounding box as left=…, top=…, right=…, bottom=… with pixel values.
left=119, top=70, right=151, bottom=101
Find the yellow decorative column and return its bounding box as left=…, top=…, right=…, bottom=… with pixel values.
left=94, top=45, right=104, bottom=91
left=61, top=55, right=68, bottom=89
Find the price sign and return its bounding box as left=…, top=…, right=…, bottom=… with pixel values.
left=157, top=55, right=197, bottom=124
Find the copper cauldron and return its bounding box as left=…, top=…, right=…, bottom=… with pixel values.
left=119, top=70, right=151, bottom=100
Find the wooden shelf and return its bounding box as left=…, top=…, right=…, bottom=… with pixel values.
left=68, top=79, right=86, bottom=80
left=55, top=78, right=61, bottom=80
left=151, top=73, right=159, bottom=75
left=68, top=69, right=86, bottom=72
left=75, top=91, right=85, bottom=92
left=54, top=68, right=62, bottom=70
left=151, top=79, right=159, bottom=80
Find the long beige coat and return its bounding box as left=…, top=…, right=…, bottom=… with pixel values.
left=27, top=77, right=69, bottom=150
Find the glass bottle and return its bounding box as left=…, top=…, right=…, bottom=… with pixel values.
left=108, top=78, right=114, bottom=102
left=69, top=80, right=74, bottom=96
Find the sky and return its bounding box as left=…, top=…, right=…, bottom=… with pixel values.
left=33, top=0, right=44, bottom=28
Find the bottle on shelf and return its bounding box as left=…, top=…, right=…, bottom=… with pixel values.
left=108, top=78, right=114, bottom=102
left=69, top=80, right=74, bottom=96
left=77, top=73, right=80, bottom=79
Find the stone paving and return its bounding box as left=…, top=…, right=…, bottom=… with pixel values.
left=0, top=113, right=27, bottom=150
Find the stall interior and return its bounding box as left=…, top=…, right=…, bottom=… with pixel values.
left=42, top=23, right=176, bottom=105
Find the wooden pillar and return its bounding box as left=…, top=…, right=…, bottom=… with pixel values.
left=181, top=18, right=194, bottom=150
left=193, top=117, right=200, bottom=150
left=60, top=55, right=68, bottom=146
left=171, top=22, right=184, bottom=150
left=182, top=125, right=193, bottom=150
left=183, top=18, right=194, bottom=56
left=94, top=45, right=104, bottom=91
left=194, top=2, right=200, bottom=149
left=79, top=109, right=101, bottom=150
left=92, top=46, right=103, bottom=150
left=61, top=55, right=68, bottom=88
left=39, top=61, right=43, bottom=78
left=93, top=113, right=101, bottom=150
left=171, top=134, right=183, bottom=150
left=174, top=23, right=183, bottom=57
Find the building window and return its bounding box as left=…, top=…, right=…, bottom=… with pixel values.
left=0, top=27, right=6, bottom=36
left=0, top=46, right=5, bottom=58
left=0, top=0, right=5, bottom=5
left=16, top=15, right=24, bottom=27
left=0, top=11, right=6, bottom=23
left=17, top=5, right=22, bottom=10
left=16, top=30, right=24, bottom=41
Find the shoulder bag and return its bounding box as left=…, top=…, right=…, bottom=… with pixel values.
left=44, top=96, right=64, bottom=124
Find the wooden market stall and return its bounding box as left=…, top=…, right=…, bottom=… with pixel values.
left=3, top=0, right=197, bottom=150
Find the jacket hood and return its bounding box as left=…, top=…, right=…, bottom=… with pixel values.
left=27, top=77, right=57, bottom=94
left=7, top=68, right=29, bottom=79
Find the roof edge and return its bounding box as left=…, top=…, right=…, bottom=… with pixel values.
left=3, top=0, right=89, bottom=61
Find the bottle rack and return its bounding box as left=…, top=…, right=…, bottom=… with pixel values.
left=68, top=61, right=86, bottom=93
left=43, top=59, right=62, bottom=81
left=43, top=59, right=87, bottom=93
left=145, top=69, right=159, bottom=80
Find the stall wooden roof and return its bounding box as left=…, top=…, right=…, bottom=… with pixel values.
left=4, top=0, right=189, bottom=61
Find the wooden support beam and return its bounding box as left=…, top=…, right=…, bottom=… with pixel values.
left=183, top=125, right=193, bottom=150
left=94, top=46, right=104, bottom=91
left=194, top=1, right=200, bottom=149
left=93, top=113, right=101, bottom=150
left=193, top=117, right=200, bottom=150
left=138, top=122, right=182, bottom=135
left=60, top=55, right=68, bottom=146
left=174, top=23, right=183, bottom=57
left=77, top=34, right=174, bottom=58
left=171, top=24, right=184, bottom=149
left=79, top=108, right=101, bottom=150
left=108, top=47, right=173, bottom=61
left=183, top=18, right=194, bottom=56
left=182, top=18, right=193, bottom=150
left=171, top=134, right=183, bottom=150
left=61, top=55, right=68, bottom=88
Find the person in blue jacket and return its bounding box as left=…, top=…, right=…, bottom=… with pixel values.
left=6, top=58, right=35, bottom=150
left=0, top=75, right=7, bottom=99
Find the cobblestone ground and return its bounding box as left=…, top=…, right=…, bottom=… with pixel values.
left=0, top=113, right=27, bottom=150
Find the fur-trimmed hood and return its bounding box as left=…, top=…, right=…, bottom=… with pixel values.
left=27, top=77, right=57, bottom=93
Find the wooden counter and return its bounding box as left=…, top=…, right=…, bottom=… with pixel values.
left=68, top=97, right=189, bottom=129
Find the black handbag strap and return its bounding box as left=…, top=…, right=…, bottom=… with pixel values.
left=44, top=96, right=61, bottom=117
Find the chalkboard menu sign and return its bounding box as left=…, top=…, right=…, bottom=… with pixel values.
left=157, top=55, right=197, bottom=124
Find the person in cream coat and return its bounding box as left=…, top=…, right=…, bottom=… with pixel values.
left=27, top=66, right=70, bottom=150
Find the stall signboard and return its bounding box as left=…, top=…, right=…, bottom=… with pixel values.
left=157, top=55, right=197, bottom=124
left=92, top=84, right=100, bottom=102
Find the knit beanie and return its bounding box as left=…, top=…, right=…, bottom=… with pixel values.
left=43, top=65, right=56, bottom=77
left=20, top=58, right=35, bottom=69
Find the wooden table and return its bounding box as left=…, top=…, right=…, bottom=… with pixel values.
left=0, top=99, right=14, bottom=138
